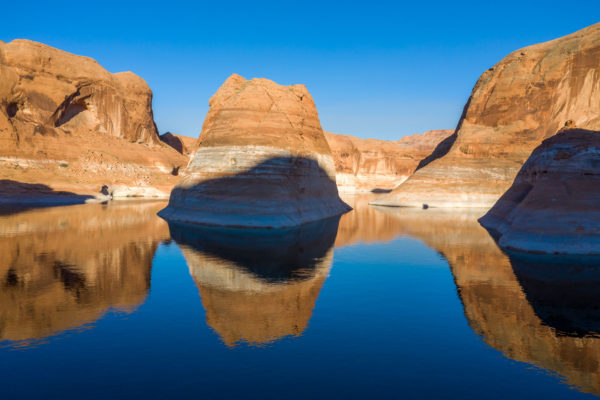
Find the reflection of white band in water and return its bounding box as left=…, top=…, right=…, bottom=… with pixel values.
left=182, top=246, right=333, bottom=293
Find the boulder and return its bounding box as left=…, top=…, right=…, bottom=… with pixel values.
left=372, top=23, right=600, bottom=208
left=480, top=128, right=600, bottom=254
left=159, top=74, right=350, bottom=228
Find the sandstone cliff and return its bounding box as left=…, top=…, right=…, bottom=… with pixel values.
left=480, top=128, right=600, bottom=254
left=0, top=40, right=187, bottom=201
left=159, top=132, right=196, bottom=156
left=325, top=130, right=452, bottom=193
left=372, top=23, right=600, bottom=208
left=160, top=74, right=350, bottom=228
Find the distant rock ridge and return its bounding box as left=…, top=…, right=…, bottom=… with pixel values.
left=480, top=128, right=600, bottom=254
left=325, top=130, right=453, bottom=193
left=159, top=132, right=196, bottom=156
left=160, top=74, right=351, bottom=228
left=0, top=39, right=187, bottom=200
left=372, top=22, right=600, bottom=208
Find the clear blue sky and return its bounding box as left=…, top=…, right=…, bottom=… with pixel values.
left=1, top=1, right=598, bottom=140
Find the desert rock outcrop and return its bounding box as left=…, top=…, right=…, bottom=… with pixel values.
left=160, top=74, right=350, bottom=228
left=0, top=40, right=187, bottom=201
left=480, top=128, right=600, bottom=254
left=372, top=23, right=600, bottom=208
left=325, top=130, right=452, bottom=193
left=159, top=132, right=196, bottom=156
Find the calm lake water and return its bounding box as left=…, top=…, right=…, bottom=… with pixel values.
left=1, top=195, right=599, bottom=399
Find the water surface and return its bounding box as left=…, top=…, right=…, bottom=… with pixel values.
left=0, top=196, right=599, bottom=399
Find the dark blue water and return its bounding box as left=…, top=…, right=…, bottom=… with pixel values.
left=0, top=197, right=598, bottom=399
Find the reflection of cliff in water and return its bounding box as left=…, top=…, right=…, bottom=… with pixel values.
left=0, top=201, right=169, bottom=346
left=168, top=217, right=340, bottom=347
left=373, top=206, right=600, bottom=396
left=335, top=194, right=409, bottom=247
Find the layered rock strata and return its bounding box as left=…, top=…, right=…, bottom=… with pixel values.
left=325, top=130, right=453, bottom=193
left=160, top=74, right=350, bottom=228
left=0, top=40, right=187, bottom=201
left=372, top=22, right=600, bottom=208
left=168, top=216, right=339, bottom=346
left=480, top=128, right=600, bottom=254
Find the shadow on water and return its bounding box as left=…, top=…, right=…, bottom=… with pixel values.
left=0, top=179, right=95, bottom=216
left=167, top=216, right=341, bottom=346
left=160, top=156, right=350, bottom=228
left=367, top=205, right=600, bottom=396
left=508, top=252, right=600, bottom=337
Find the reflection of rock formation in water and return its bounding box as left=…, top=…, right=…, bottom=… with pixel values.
left=0, top=202, right=169, bottom=345
left=334, top=194, right=412, bottom=247
left=168, top=217, right=339, bottom=346
left=374, top=206, right=600, bottom=396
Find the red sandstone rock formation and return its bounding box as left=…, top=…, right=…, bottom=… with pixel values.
left=372, top=23, right=600, bottom=208
left=325, top=130, right=453, bottom=193
left=160, top=74, right=350, bottom=228
left=0, top=40, right=187, bottom=201
left=160, top=132, right=196, bottom=156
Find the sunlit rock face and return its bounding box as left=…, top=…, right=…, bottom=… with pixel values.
left=480, top=129, right=600, bottom=254
left=324, top=130, right=453, bottom=193
left=377, top=206, right=600, bottom=396
left=372, top=22, right=600, bottom=208
left=0, top=201, right=169, bottom=345
left=0, top=40, right=187, bottom=199
left=160, top=74, right=350, bottom=228
left=168, top=217, right=339, bottom=346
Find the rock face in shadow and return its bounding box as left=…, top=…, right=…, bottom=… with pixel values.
left=159, top=132, right=196, bottom=156
left=160, top=74, right=350, bottom=228
left=372, top=22, right=600, bottom=208
left=480, top=129, right=600, bottom=254
left=0, top=40, right=187, bottom=199
left=168, top=217, right=339, bottom=346
left=377, top=206, right=600, bottom=396
left=0, top=201, right=169, bottom=345
left=325, top=130, right=453, bottom=193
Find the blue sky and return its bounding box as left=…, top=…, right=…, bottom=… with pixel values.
left=1, top=1, right=598, bottom=140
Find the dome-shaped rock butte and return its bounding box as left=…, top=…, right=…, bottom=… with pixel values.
left=159, top=74, right=351, bottom=228
left=0, top=39, right=187, bottom=200
left=371, top=22, right=600, bottom=208
left=480, top=128, right=600, bottom=255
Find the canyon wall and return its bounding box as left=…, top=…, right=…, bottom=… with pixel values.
left=325, top=130, right=452, bottom=193
left=372, top=22, right=600, bottom=208
left=0, top=40, right=187, bottom=200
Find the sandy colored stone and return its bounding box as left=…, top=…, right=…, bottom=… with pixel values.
left=480, top=128, right=600, bottom=254
left=0, top=40, right=187, bottom=200
left=373, top=23, right=600, bottom=208
left=325, top=130, right=453, bottom=193
left=160, top=132, right=197, bottom=156
left=0, top=201, right=169, bottom=345
left=160, top=74, right=350, bottom=228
